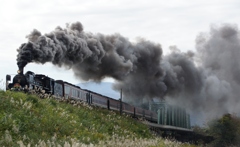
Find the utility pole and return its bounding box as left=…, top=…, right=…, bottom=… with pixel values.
left=120, top=89, right=122, bottom=115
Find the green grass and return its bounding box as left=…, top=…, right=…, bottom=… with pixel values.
left=0, top=90, right=197, bottom=146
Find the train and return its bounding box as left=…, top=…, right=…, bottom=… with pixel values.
left=6, top=68, right=191, bottom=130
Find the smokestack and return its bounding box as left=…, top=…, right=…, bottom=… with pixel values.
left=18, top=66, right=24, bottom=75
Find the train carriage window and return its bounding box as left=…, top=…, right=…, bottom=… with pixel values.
left=64, top=85, right=70, bottom=95
left=82, top=91, right=86, bottom=99
left=75, top=89, right=77, bottom=97
left=54, top=83, right=63, bottom=97
left=80, top=92, right=83, bottom=98
left=29, top=75, right=34, bottom=83
left=72, top=89, right=75, bottom=97
left=74, top=89, right=76, bottom=97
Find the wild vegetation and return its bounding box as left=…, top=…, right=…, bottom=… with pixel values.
left=205, top=114, right=240, bottom=147
left=0, top=89, right=197, bottom=147
left=192, top=113, right=240, bottom=147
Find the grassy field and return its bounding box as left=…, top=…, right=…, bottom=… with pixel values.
left=0, top=90, right=197, bottom=147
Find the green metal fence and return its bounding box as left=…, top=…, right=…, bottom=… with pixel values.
left=150, top=101, right=191, bottom=129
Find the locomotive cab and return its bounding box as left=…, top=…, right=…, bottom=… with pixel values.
left=34, top=74, right=55, bottom=94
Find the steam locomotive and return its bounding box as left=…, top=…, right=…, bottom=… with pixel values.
left=6, top=67, right=191, bottom=130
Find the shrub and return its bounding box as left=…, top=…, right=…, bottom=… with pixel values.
left=207, top=113, right=240, bottom=147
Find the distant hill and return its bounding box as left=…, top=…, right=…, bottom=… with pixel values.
left=77, top=82, right=120, bottom=99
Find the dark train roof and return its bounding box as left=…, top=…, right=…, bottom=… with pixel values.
left=25, top=71, right=35, bottom=75
left=35, top=74, right=53, bottom=80
left=56, top=80, right=81, bottom=89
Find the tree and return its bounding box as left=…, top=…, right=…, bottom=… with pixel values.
left=207, top=113, right=240, bottom=147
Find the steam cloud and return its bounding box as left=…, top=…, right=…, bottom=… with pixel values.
left=17, top=22, right=240, bottom=121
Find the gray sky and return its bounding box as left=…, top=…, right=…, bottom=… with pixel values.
left=1, top=0, right=240, bottom=86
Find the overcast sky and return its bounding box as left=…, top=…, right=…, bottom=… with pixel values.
left=1, top=0, right=240, bottom=87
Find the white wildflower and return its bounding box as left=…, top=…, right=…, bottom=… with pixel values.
left=8, top=113, right=12, bottom=118
left=71, top=138, right=81, bottom=147
left=51, top=133, right=57, bottom=142
left=10, top=97, right=15, bottom=104
left=36, top=140, right=47, bottom=147
left=23, top=102, right=32, bottom=110
left=17, top=140, right=25, bottom=147
left=4, top=130, right=12, bottom=143
left=63, top=141, right=71, bottom=147
left=12, top=123, right=19, bottom=133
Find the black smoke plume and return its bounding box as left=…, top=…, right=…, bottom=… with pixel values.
left=17, top=22, right=240, bottom=121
